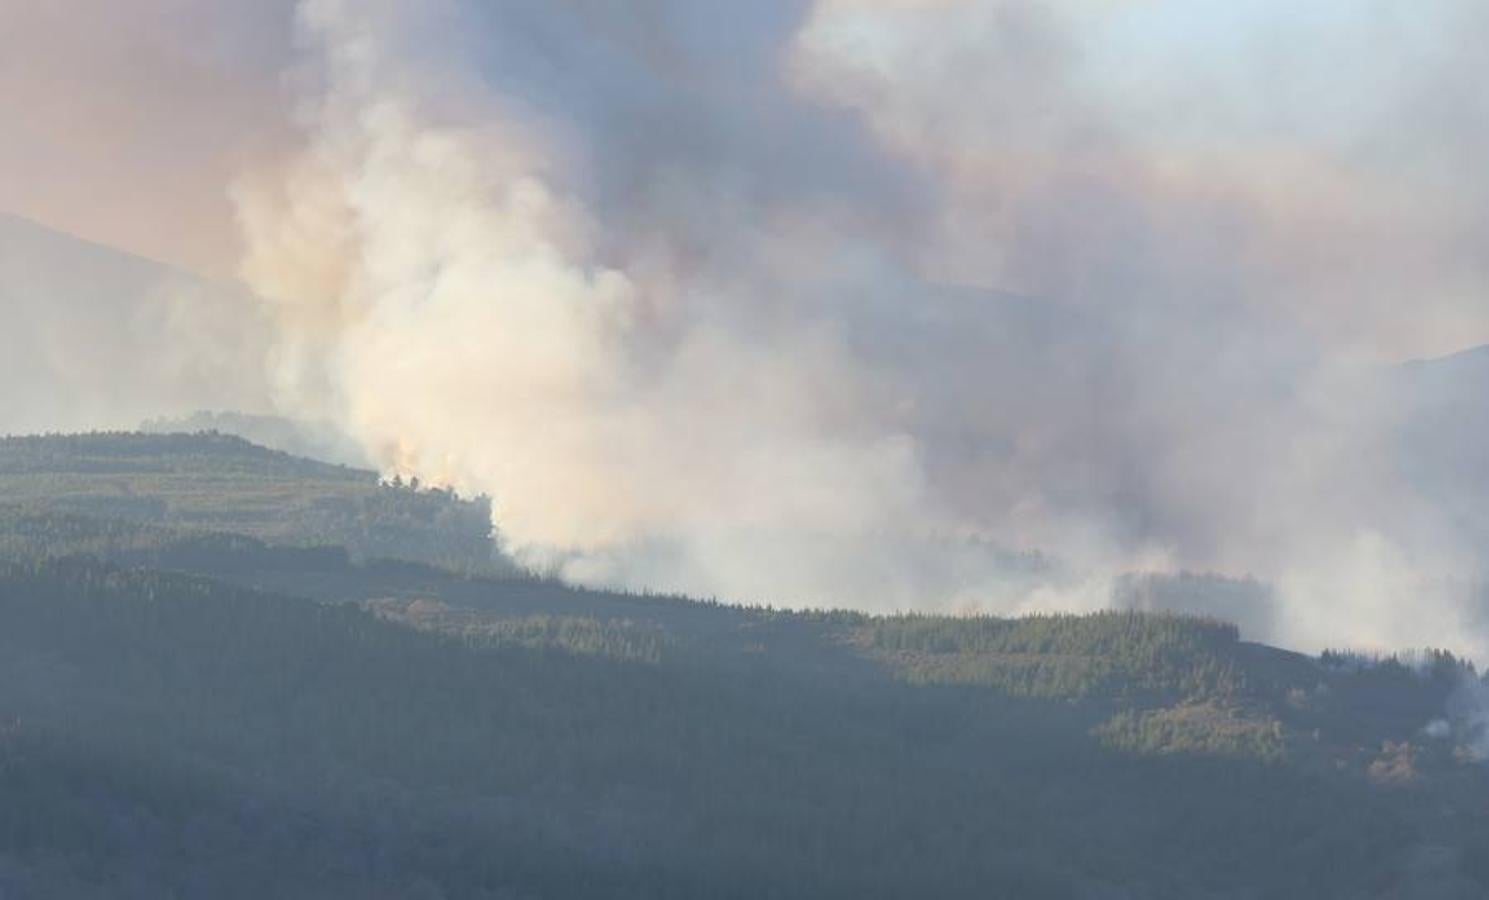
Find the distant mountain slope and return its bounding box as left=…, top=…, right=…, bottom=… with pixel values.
left=0, top=213, right=270, bottom=434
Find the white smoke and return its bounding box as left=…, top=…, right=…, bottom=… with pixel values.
left=7, top=0, right=1486, bottom=649
left=217, top=0, right=1489, bottom=649
left=232, top=0, right=954, bottom=609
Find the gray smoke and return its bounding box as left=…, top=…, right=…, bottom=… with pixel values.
left=7, top=1, right=1489, bottom=655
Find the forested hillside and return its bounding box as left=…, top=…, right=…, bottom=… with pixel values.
left=2, top=433, right=1489, bottom=898
left=0, top=432, right=502, bottom=573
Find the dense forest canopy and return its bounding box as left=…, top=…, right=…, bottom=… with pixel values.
left=0, top=433, right=1487, bottom=898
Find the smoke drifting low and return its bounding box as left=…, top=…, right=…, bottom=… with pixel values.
left=10, top=1, right=1489, bottom=655
left=0, top=214, right=273, bottom=433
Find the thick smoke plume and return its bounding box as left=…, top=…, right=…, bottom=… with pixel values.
left=8, top=1, right=1489, bottom=655
left=226, top=0, right=1489, bottom=654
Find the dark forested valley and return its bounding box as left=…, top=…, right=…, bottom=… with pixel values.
left=2, top=433, right=1489, bottom=898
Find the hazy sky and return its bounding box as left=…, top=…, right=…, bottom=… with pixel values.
left=0, top=1, right=295, bottom=274
left=4, top=0, right=1489, bottom=653
left=0, top=1, right=1484, bottom=358
left=2, top=0, right=1484, bottom=355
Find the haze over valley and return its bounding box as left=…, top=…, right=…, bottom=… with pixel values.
left=6, top=2, right=1489, bottom=897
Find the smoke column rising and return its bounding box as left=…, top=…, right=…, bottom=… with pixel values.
left=235, top=0, right=958, bottom=607
left=223, top=0, right=1489, bottom=653
left=14, top=0, right=1489, bottom=653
